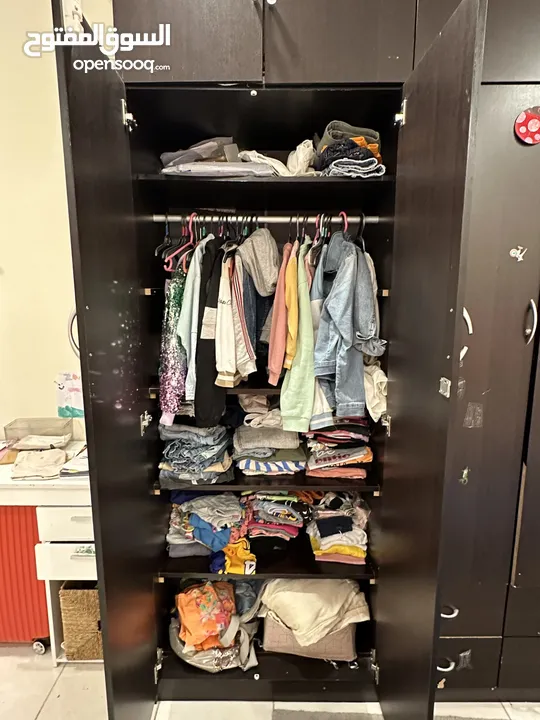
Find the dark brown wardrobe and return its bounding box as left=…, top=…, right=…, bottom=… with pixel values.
left=52, top=0, right=540, bottom=718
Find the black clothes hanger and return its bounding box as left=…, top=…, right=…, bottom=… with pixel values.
left=355, top=211, right=367, bottom=252
left=155, top=217, right=172, bottom=257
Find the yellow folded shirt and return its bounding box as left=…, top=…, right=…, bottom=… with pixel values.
left=223, top=539, right=257, bottom=574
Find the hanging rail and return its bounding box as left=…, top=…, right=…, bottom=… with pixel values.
left=152, top=214, right=387, bottom=225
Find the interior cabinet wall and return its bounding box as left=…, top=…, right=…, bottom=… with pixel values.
left=415, top=0, right=540, bottom=81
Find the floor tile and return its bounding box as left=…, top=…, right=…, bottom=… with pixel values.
left=156, top=701, right=273, bottom=720
left=503, top=703, right=540, bottom=719
left=274, top=702, right=383, bottom=715
left=36, top=664, right=107, bottom=720
left=435, top=702, right=508, bottom=718
left=0, top=645, right=62, bottom=720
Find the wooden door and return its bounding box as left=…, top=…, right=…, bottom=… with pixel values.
left=416, top=0, right=540, bottom=81
left=375, top=0, right=488, bottom=718
left=113, top=0, right=263, bottom=83
left=512, top=355, right=540, bottom=589
left=264, top=0, right=415, bottom=83
left=437, top=84, right=540, bottom=638
left=53, top=9, right=167, bottom=720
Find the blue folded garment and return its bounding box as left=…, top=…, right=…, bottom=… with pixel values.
left=189, top=513, right=231, bottom=552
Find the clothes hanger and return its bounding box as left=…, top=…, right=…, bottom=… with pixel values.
left=340, top=211, right=349, bottom=235
left=154, top=217, right=172, bottom=257
left=355, top=211, right=366, bottom=252
left=164, top=212, right=197, bottom=272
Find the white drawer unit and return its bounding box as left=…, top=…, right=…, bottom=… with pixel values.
left=36, top=506, right=94, bottom=541
left=35, top=543, right=97, bottom=581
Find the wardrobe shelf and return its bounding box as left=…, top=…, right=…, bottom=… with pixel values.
left=160, top=471, right=379, bottom=493
left=158, top=651, right=376, bottom=702
left=160, top=533, right=375, bottom=581
left=135, top=173, right=395, bottom=185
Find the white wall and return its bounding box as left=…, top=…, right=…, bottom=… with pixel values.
left=0, top=0, right=112, bottom=436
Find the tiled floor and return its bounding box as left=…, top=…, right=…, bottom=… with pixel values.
left=2, top=645, right=540, bottom=720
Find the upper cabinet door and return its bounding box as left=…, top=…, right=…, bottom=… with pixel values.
left=416, top=0, right=540, bottom=81
left=114, top=0, right=263, bottom=83
left=376, top=0, right=487, bottom=718
left=264, top=0, right=415, bottom=83
left=482, top=0, right=540, bottom=82
left=53, top=8, right=167, bottom=720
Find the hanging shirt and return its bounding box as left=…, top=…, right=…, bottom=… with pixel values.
left=177, top=236, right=211, bottom=402
left=268, top=242, right=293, bottom=385
left=283, top=240, right=300, bottom=369
left=281, top=238, right=315, bottom=432
left=159, top=267, right=188, bottom=425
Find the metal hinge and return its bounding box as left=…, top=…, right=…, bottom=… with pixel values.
left=121, top=99, right=137, bottom=132
left=381, top=413, right=392, bottom=438
left=439, top=377, right=452, bottom=399
left=140, top=410, right=153, bottom=436
left=395, top=97, right=407, bottom=127
left=154, top=648, right=163, bottom=684
left=371, top=649, right=380, bottom=685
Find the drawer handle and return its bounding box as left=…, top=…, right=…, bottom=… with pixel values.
left=70, top=516, right=92, bottom=522
left=440, top=605, right=460, bottom=619
left=437, top=659, right=456, bottom=673
left=70, top=553, right=95, bottom=559
left=525, top=298, right=538, bottom=345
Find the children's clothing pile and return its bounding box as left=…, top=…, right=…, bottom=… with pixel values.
left=159, top=424, right=233, bottom=488
left=233, top=426, right=306, bottom=476
left=242, top=491, right=307, bottom=543
left=307, top=492, right=370, bottom=565
left=167, top=492, right=257, bottom=573
left=170, top=579, right=262, bottom=672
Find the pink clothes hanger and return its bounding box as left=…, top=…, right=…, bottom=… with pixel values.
left=340, top=211, right=349, bottom=233
left=164, top=212, right=197, bottom=272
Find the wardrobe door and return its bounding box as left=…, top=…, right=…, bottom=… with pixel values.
left=437, top=84, right=540, bottom=639
left=510, top=352, right=540, bottom=589
left=113, top=0, right=263, bottom=83
left=264, top=0, right=415, bottom=83
left=53, top=10, right=166, bottom=720
left=415, top=0, right=461, bottom=65
left=482, top=0, right=540, bottom=82
left=375, top=0, right=487, bottom=718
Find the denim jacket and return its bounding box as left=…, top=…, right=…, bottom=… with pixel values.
left=313, top=232, right=386, bottom=417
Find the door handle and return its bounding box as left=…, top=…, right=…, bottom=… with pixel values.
left=525, top=299, right=538, bottom=345
left=437, top=659, right=456, bottom=673
left=440, top=605, right=460, bottom=619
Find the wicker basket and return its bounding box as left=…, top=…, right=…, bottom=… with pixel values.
left=59, top=582, right=103, bottom=661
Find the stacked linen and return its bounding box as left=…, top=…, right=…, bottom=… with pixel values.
left=305, top=419, right=372, bottom=479
left=233, top=426, right=306, bottom=476
left=259, top=579, right=370, bottom=661
left=314, top=121, right=386, bottom=178
left=159, top=424, right=233, bottom=488
left=307, top=492, right=370, bottom=565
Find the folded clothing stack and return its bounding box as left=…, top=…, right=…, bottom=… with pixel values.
left=307, top=492, right=370, bottom=565
left=167, top=492, right=257, bottom=574
left=305, top=419, right=372, bottom=478
left=259, top=578, right=370, bottom=661
left=170, top=579, right=262, bottom=673
left=242, top=490, right=307, bottom=543
left=159, top=424, right=233, bottom=488
left=314, top=121, right=386, bottom=178
left=233, top=426, right=306, bottom=476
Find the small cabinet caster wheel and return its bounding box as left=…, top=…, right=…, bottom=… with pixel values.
left=32, top=638, right=49, bottom=655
